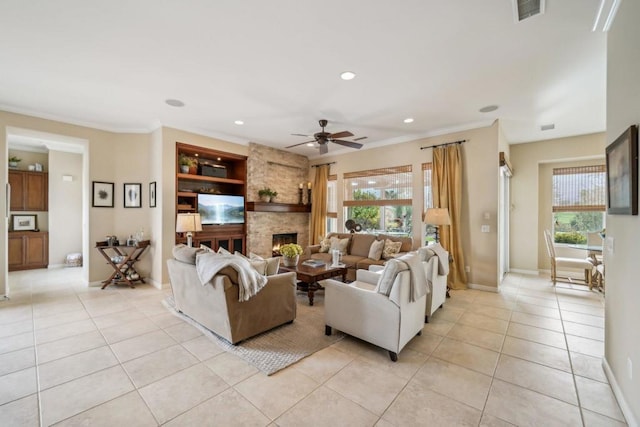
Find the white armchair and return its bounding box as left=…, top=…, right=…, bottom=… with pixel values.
left=324, top=268, right=425, bottom=362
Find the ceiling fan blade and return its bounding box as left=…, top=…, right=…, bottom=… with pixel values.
left=353, top=136, right=368, bottom=141
left=329, top=131, right=354, bottom=139
left=319, top=144, right=329, bottom=155
left=331, top=139, right=363, bottom=149
left=285, top=140, right=314, bottom=148
left=291, top=133, right=311, bottom=137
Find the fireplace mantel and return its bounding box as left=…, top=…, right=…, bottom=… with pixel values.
left=246, top=202, right=311, bottom=213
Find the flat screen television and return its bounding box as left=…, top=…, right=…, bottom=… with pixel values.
left=198, top=194, right=245, bottom=225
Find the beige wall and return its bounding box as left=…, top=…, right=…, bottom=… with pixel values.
left=509, top=133, right=605, bottom=272
left=48, top=150, right=83, bottom=266
left=0, top=111, right=151, bottom=290
left=311, top=121, right=501, bottom=288
left=605, top=0, right=640, bottom=422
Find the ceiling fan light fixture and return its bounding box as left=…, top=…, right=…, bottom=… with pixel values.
left=306, top=143, right=314, bottom=147
left=340, top=71, right=356, bottom=81
left=403, top=117, right=414, bottom=123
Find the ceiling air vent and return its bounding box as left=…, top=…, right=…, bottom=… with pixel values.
left=512, top=0, right=545, bottom=22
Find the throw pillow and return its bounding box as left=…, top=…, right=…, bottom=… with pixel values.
left=249, top=252, right=280, bottom=276
left=319, top=235, right=332, bottom=253
left=217, top=246, right=231, bottom=255
left=330, top=237, right=350, bottom=255
left=382, top=239, right=402, bottom=260
left=199, top=244, right=215, bottom=253
left=375, top=259, right=409, bottom=296
left=368, top=239, right=385, bottom=261
left=173, top=244, right=205, bottom=265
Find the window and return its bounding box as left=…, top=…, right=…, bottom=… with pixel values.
left=423, top=162, right=434, bottom=243
left=326, top=175, right=337, bottom=233
left=552, top=165, right=606, bottom=243
left=343, top=165, right=412, bottom=236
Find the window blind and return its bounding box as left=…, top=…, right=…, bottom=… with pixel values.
left=343, top=165, right=412, bottom=206
left=327, top=175, right=337, bottom=218
left=552, top=165, right=606, bottom=212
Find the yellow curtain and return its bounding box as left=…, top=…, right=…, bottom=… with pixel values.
left=433, top=144, right=468, bottom=289
left=310, top=165, right=329, bottom=244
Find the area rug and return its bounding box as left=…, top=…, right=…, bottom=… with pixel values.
left=162, top=292, right=344, bottom=375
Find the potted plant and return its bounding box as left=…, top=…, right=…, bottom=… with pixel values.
left=279, top=243, right=303, bottom=266
left=258, top=188, right=278, bottom=202
left=179, top=153, right=198, bottom=174
left=8, top=156, right=21, bottom=168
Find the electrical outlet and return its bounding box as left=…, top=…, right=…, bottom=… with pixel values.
left=628, top=357, right=633, bottom=380
left=606, top=236, right=614, bottom=253
left=465, top=265, right=471, bottom=273
left=481, top=225, right=490, bottom=233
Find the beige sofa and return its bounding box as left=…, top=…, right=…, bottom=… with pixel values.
left=305, top=232, right=413, bottom=281
left=167, top=254, right=297, bottom=344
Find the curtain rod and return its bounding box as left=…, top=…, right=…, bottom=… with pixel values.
left=311, top=162, right=336, bottom=168
left=420, top=139, right=468, bottom=150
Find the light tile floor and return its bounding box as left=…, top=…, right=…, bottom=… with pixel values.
left=0, top=268, right=627, bottom=426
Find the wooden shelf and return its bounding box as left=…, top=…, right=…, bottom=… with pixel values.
left=246, top=202, right=311, bottom=213
left=177, top=173, right=244, bottom=185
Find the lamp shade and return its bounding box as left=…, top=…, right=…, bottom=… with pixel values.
left=423, top=208, right=451, bottom=226
left=176, top=213, right=203, bottom=233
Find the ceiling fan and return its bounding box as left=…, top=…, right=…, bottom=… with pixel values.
left=286, top=119, right=364, bottom=154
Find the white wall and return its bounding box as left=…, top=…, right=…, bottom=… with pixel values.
left=604, top=1, right=640, bottom=423
left=48, top=150, right=83, bottom=266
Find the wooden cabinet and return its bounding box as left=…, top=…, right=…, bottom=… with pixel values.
left=175, top=143, right=247, bottom=253
left=8, top=231, right=49, bottom=271
left=9, top=170, right=48, bottom=211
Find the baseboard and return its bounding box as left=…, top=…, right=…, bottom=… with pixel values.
left=509, top=268, right=540, bottom=275
left=602, top=356, right=638, bottom=427
left=467, top=283, right=499, bottom=293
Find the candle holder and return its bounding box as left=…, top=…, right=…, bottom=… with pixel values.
left=298, top=188, right=303, bottom=204
left=307, top=188, right=312, bottom=205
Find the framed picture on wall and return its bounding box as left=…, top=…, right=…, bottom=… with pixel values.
left=11, top=214, right=38, bottom=231
left=124, top=183, right=142, bottom=208
left=92, top=181, right=114, bottom=207
left=606, top=125, right=638, bottom=215
left=149, top=182, right=157, bottom=208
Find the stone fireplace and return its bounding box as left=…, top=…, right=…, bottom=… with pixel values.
left=246, top=143, right=311, bottom=257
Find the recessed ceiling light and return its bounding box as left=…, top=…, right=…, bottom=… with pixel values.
left=340, top=71, right=356, bottom=81
left=541, top=123, right=555, bottom=131
left=403, top=118, right=414, bottom=124
left=234, top=120, right=244, bottom=125
left=479, top=105, right=499, bottom=113
left=165, top=99, right=185, bottom=107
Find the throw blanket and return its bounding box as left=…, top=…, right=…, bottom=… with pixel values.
left=429, top=243, right=450, bottom=276
left=396, top=251, right=429, bottom=302
left=196, top=253, right=268, bottom=302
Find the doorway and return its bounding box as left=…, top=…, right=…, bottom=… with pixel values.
left=4, top=127, right=89, bottom=296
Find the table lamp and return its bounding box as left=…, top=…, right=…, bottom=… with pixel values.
left=176, top=213, right=202, bottom=247
left=423, top=208, right=451, bottom=243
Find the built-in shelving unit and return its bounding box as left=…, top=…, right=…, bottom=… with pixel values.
left=175, top=142, right=247, bottom=253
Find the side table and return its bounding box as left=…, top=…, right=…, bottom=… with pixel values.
left=95, top=240, right=150, bottom=289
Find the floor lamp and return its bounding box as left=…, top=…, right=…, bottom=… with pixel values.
left=176, top=213, right=202, bottom=247
left=423, top=208, right=451, bottom=243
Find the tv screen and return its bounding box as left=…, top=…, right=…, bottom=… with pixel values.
left=198, top=194, right=245, bottom=225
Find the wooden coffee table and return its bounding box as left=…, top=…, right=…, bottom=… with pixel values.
left=279, top=260, right=347, bottom=306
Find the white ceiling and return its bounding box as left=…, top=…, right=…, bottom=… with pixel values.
left=0, top=1, right=607, bottom=157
